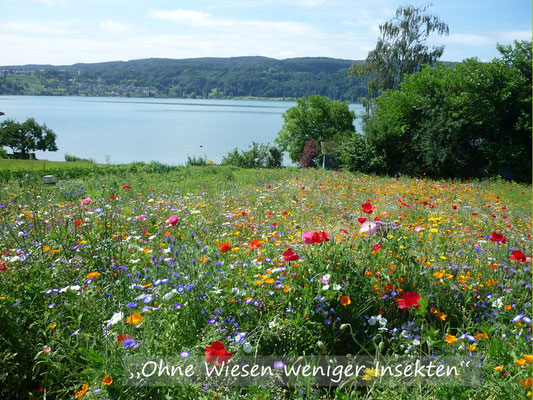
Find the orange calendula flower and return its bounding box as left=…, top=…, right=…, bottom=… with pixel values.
left=102, top=375, right=113, bottom=385
left=86, top=272, right=100, bottom=279
left=514, top=359, right=527, bottom=366
left=493, top=365, right=504, bottom=371
left=466, top=345, right=476, bottom=352
left=444, top=334, right=458, bottom=344
left=75, top=384, right=89, bottom=398
left=523, top=355, right=533, bottom=364
left=474, top=333, right=488, bottom=340
left=521, top=378, right=533, bottom=389
left=340, top=296, right=351, bottom=306
left=126, top=313, right=142, bottom=325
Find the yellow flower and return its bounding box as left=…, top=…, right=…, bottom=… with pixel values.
left=466, top=345, right=476, bottom=352
left=102, top=375, right=113, bottom=385
left=493, top=365, right=504, bottom=371
left=444, top=334, right=458, bottom=344
left=362, top=367, right=380, bottom=381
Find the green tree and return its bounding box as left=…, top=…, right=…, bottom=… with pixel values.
left=350, top=3, right=449, bottom=98
left=275, top=95, right=355, bottom=163
left=0, top=118, right=58, bottom=158
left=357, top=40, right=532, bottom=181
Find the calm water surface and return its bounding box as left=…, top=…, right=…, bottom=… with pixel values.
left=0, top=96, right=363, bottom=165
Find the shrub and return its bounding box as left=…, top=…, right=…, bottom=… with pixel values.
left=299, top=140, right=320, bottom=168
left=64, top=153, right=94, bottom=163
left=186, top=155, right=208, bottom=166
left=221, top=143, right=282, bottom=169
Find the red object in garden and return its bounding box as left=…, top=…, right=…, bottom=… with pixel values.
left=509, top=250, right=527, bottom=263
left=205, top=341, right=233, bottom=366
left=361, top=201, right=374, bottom=214
left=283, top=248, right=299, bottom=262
left=395, top=292, right=421, bottom=310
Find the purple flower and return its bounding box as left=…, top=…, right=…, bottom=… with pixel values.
left=180, top=350, right=190, bottom=359
left=273, top=361, right=285, bottom=370
left=127, top=302, right=138, bottom=308
left=122, top=338, right=140, bottom=349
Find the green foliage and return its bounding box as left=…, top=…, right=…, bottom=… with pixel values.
left=275, top=95, right=355, bottom=163
left=186, top=155, right=208, bottom=166
left=221, top=142, right=282, bottom=169
left=0, top=118, right=58, bottom=158
left=350, top=4, right=449, bottom=98
left=338, top=133, right=387, bottom=174
left=348, top=40, right=532, bottom=182
left=0, top=57, right=368, bottom=101
left=64, top=153, right=94, bottom=163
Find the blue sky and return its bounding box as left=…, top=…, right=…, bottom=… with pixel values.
left=0, top=0, right=530, bottom=65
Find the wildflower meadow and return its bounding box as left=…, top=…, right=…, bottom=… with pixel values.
left=0, top=167, right=531, bottom=399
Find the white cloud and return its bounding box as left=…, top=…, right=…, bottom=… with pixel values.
left=148, top=8, right=317, bottom=36
left=495, top=30, right=531, bottom=42
left=296, top=0, right=326, bottom=7
left=440, top=30, right=531, bottom=48
left=99, top=20, right=134, bottom=34
left=33, top=0, right=69, bottom=5
left=0, top=21, right=73, bottom=36
left=444, top=33, right=494, bottom=47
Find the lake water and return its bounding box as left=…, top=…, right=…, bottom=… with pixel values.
left=0, top=96, right=363, bottom=165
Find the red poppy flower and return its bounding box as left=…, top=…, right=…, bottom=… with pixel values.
left=109, top=195, right=116, bottom=200
left=205, top=341, right=232, bottom=366
left=117, top=334, right=132, bottom=344
left=395, top=292, right=421, bottom=310
left=122, top=185, right=131, bottom=189
left=217, top=242, right=232, bottom=253
left=510, top=250, right=527, bottom=263
left=75, top=220, right=83, bottom=227
left=358, top=217, right=367, bottom=224
left=283, top=248, right=299, bottom=262
left=303, top=231, right=330, bottom=244
left=490, top=232, right=507, bottom=244
left=361, top=201, right=374, bottom=214
left=372, top=244, right=382, bottom=251
left=0, top=263, right=6, bottom=272
left=249, top=240, right=262, bottom=249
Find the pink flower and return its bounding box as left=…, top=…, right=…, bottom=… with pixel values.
left=303, top=231, right=314, bottom=244
left=359, top=221, right=377, bottom=235
left=80, top=197, right=92, bottom=206
left=166, top=215, right=179, bottom=226
left=414, top=225, right=422, bottom=233
left=137, top=215, right=147, bottom=220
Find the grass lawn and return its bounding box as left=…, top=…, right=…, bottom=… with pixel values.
left=0, top=159, right=99, bottom=171
left=0, top=165, right=531, bottom=399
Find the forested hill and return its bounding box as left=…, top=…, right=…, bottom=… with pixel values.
left=0, top=56, right=367, bottom=101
